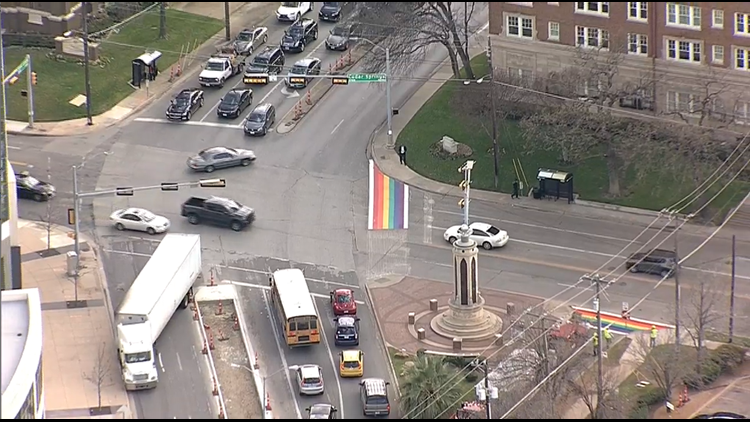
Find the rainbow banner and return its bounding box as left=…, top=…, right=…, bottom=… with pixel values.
left=368, top=160, right=409, bottom=230
left=572, top=306, right=675, bottom=336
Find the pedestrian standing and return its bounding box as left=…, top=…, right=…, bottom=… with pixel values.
left=511, top=179, right=520, bottom=199
left=650, top=325, right=658, bottom=348
left=398, top=144, right=407, bottom=165
left=603, top=327, right=613, bottom=350
left=592, top=332, right=599, bottom=356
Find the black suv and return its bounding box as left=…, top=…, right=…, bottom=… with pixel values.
left=333, top=315, right=359, bottom=346
left=243, top=46, right=285, bottom=84
left=166, top=88, right=205, bottom=121
left=281, top=18, right=318, bottom=53
left=626, top=249, right=677, bottom=278
left=318, top=2, right=342, bottom=22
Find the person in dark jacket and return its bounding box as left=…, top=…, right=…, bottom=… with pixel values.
left=397, top=144, right=407, bottom=165
left=511, top=179, right=520, bottom=199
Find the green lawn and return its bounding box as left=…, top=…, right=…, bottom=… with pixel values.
left=3, top=9, right=224, bottom=122
left=398, top=55, right=750, bottom=216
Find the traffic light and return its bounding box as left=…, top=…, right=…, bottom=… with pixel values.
left=459, top=180, right=469, bottom=191
left=67, top=208, right=76, bottom=225
left=458, top=199, right=465, bottom=209
left=31, top=72, right=37, bottom=85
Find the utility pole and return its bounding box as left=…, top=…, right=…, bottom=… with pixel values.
left=72, top=165, right=82, bottom=304
left=82, top=1, right=93, bottom=125
left=159, top=2, right=167, bottom=39
left=485, top=37, right=499, bottom=189
left=729, top=234, right=736, bottom=343
left=483, top=360, right=491, bottom=419
left=224, top=2, right=231, bottom=41
left=584, top=274, right=607, bottom=419
left=673, top=212, right=681, bottom=345
left=26, top=54, right=34, bottom=128
left=384, top=46, right=393, bottom=148
left=458, top=160, right=475, bottom=226
left=1, top=27, right=8, bottom=244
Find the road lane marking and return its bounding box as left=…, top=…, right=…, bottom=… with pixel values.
left=133, top=117, right=244, bottom=129
left=103, top=249, right=152, bottom=257
left=224, top=280, right=365, bottom=304
left=176, top=353, right=183, bottom=371
left=8, top=145, right=20, bottom=150
left=258, top=80, right=283, bottom=104
left=159, top=352, right=165, bottom=373
left=331, top=119, right=344, bottom=134
left=10, top=160, right=28, bottom=167
left=313, top=299, right=345, bottom=419
left=429, top=226, right=750, bottom=280
left=200, top=100, right=223, bottom=122
left=261, top=289, right=303, bottom=420
left=431, top=209, right=640, bottom=243
left=224, top=265, right=359, bottom=288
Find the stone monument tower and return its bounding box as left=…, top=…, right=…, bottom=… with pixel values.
left=431, top=224, right=502, bottom=341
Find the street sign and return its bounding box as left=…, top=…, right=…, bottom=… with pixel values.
left=349, top=73, right=386, bottom=83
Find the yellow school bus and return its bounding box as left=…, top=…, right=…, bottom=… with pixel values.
left=270, top=268, right=321, bottom=346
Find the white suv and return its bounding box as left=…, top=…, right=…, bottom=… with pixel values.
left=276, top=2, right=313, bottom=22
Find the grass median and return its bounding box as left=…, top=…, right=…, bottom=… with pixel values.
left=397, top=55, right=750, bottom=218
left=3, top=9, right=224, bottom=122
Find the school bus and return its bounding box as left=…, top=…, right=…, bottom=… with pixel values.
left=270, top=268, right=321, bottom=346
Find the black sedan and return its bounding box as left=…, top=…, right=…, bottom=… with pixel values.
left=166, top=88, right=205, bottom=121
left=217, top=89, right=253, bottom=118
left=15, top=172, right=55, bottom=201
left=186, top=146, right=256, bottom=173
left=318, top=2, right=342, bottom=22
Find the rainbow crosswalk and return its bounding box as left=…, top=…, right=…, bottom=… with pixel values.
left=368, top=160, right=409, bottom=230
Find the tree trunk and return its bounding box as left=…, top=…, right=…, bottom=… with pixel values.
left=445, top=42, right=462, bottom=78
left=456, top=43, right=475, bottom=79
left=604, top=148, right=622, bottom=197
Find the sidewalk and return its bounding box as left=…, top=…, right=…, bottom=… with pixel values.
left=16, top=219, right=133, bottom=419
left=369, top=36, right=749, bottom=234
left=7, top=2, right=276, bottom=137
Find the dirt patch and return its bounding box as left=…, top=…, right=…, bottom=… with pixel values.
left=199, top=300, right=262, bottom=419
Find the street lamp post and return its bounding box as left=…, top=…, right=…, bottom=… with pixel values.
left=464, top=76, right=499, bottom=188
left=231, top=363, right=288, bottom=419
left=352, top=37, right=393, bottom=148
left=82, top=1, right=93, bottom=125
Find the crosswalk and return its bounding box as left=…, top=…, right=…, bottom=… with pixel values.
left=133, top=117, right=244, bottom=130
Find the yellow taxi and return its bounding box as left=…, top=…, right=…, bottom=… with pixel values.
left=339, top=350, right=364, bottom=378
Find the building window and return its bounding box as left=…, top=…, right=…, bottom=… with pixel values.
left=712, top=10, right=724, bottom=28
left=736, top=13, right=750, bottom=36
left=712, top=45, right=724, bottom=64
left=628, top=34, right=648, bottom=55
left=667, top=3, right=701, bottom=28
left=548, top=21, right=560, bottom=41
left=576, top=26, right=609, bottom=49
left=736, top=102, right=750, bottom=124
left=582, top=78, right=603, bottom=97
left=628, top=2, right=648, bottom=21
left=667, top=39, right=701, bottom=63
left=506, top=15, right=534, bottom=39
left=667, top=91, right=697, bottom=113
left=508, top=67, right=533, bottom=82
left=575, top=2, right=610, bottom=16
left=27, top=12, right=43, bottom=25
left=736, top=47, right=750, bottom=70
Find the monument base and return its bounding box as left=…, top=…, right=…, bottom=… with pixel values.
left=430, top=296, right=503, bottom=342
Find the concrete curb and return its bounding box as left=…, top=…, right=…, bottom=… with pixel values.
left=276, top=44, right=371, bottom=134
left=363, top=282, right=403, bottom=399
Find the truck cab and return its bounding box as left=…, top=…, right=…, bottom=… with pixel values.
left=118, top=323, right=158, bottom=390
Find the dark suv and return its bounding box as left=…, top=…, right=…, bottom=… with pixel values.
left=626, top=249, right=677, bottom=278
left=333, top=316, right=359, bottom=346
left=243, top=46, right=285, bottom=84
left=281, top=18, right=319, bottom=53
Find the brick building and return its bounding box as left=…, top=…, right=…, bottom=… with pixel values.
left=0, top=2, right=102, bottom=36
left=488, top=2, right=750, bottom=127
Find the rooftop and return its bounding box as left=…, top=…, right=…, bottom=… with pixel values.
left=1, top=294, right=31, bottom=395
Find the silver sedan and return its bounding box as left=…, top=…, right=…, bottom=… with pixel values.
left=186, top=146, right=256, bottom=173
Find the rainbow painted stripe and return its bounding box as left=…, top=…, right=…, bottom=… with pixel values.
left=572, top=306, right=674, bottom=336
left=368, top=160, right=409, bottom=230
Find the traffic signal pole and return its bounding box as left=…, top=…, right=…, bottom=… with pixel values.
left=26, top=54, right=35, bottom=129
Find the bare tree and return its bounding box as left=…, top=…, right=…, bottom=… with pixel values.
left=350, top=2, right=482, bottom=78
left=632, top=332, right=694, bottom=399
left=683, top=276, right=725, bottom=369
left=567, top=365, right=627, bottom=419
left=84, top=343, right=112, bottom=409
left=661, top=66, right=742, bottom=129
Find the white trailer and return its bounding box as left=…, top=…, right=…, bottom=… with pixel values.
left=116, top=233, right=202, bottom=390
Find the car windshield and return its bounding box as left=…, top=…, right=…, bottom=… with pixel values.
left=310, top=406, right=330, bottom=417
left=331, top=26, right=347, bottom=36
left=124, top=351, right=151, bottom=364
left=174, top=96, right=190, bottom=107
left=303, top=377, right=321, bottom=385
left=291, top=65, right=307, bottom=74
left=486, top=226, right=500, bottom=235
left=252, top=57, right=269, bottom=66
left=337, top=294, right=351, bottom=303
left=225, top=200, right=242, bottom=212
left=237, top=32, right=252, bottom=41
left=223, top=94, right=240, bottom=105
left=281, top=2, right=300, bottom=7
left=21, top=176, right=41, bottom=187
left=139, top=211, right=156, bottom=222
left=324, top=2, right=340, bottom=6
left=248, top=112, right=265, bottom=122
left=368, top=396, right=388, bottom=404
left=337, top=326, right=355, bottom=335
left=289, top=26, right=303, bottom=36
left=343, top=360, right=360, bottom=369
left=205, top=61, right=224, bottom=71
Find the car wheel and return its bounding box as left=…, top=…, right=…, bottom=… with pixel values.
left=629, top=266, right=638, bottom=273
left=448, top=236, right=457, bottom=244
left=300, top=42, right=305, bottom=52
left=230, top=221, right=243, bottom=232
left=313, top=31, right=318, bottom=40
left=248, top=46, right=253, bottom=56
left=33, top=193, right=43, bottom=202
left=187, top=110, right=192, bottom=120
left=660, top=269, right=671, bottom=278
left=188, top=214, right=200, bottom=225
left=241, top=159, right=251, bottom=166
left=263, top=34, right=268, bottom=44
left=204, top=165, right=215, bottom=173
left=115, top=223, right=125, bottom=231
left=219, top=78, right=225, bottom=88
left=199, top=97, right=204, bottom=107
left=147, top=227, right=156, bottom=235
left=482, top=242, right=493, bottom=250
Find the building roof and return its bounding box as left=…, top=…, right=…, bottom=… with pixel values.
left=1, top=298, right=28, bottom=395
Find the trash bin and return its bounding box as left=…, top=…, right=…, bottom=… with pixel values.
left=66, top=251, right=78, bottom=277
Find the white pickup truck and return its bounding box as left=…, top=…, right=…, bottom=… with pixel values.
left=199, top=52, right=244, bottom=88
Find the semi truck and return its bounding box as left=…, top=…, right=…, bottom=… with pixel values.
left=116, top=233, right=202, bottom=390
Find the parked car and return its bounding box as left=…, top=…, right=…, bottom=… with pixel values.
left=15, top=172, right=55, bottom=201
left=217, top=89, right=253, bottom=118
left=230, top=27, right=268, bottom=55
left=110, top=208, right=170, bottom=235
left=180, top=196, right=255, bottom=232
left=243, top=103, right=276, bottom=136
left=626, top=249, right=677, bottom=278
left=443, top=222, right=509, bottom=250
left=166, top=88, right=204, bottom=120
left=319, top=2, right=342, bottom=22
left=285, top=57, right=321, bottom=88
left=186, top=146, right=256, bottom=173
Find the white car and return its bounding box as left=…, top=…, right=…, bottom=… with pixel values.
left=276, top=2, right=313, bottom=22
left=110, top=208, right=170, bottom=235
left=443, top=222, right=509, bottom=250
left=292, top=364, right=325, bottom=396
